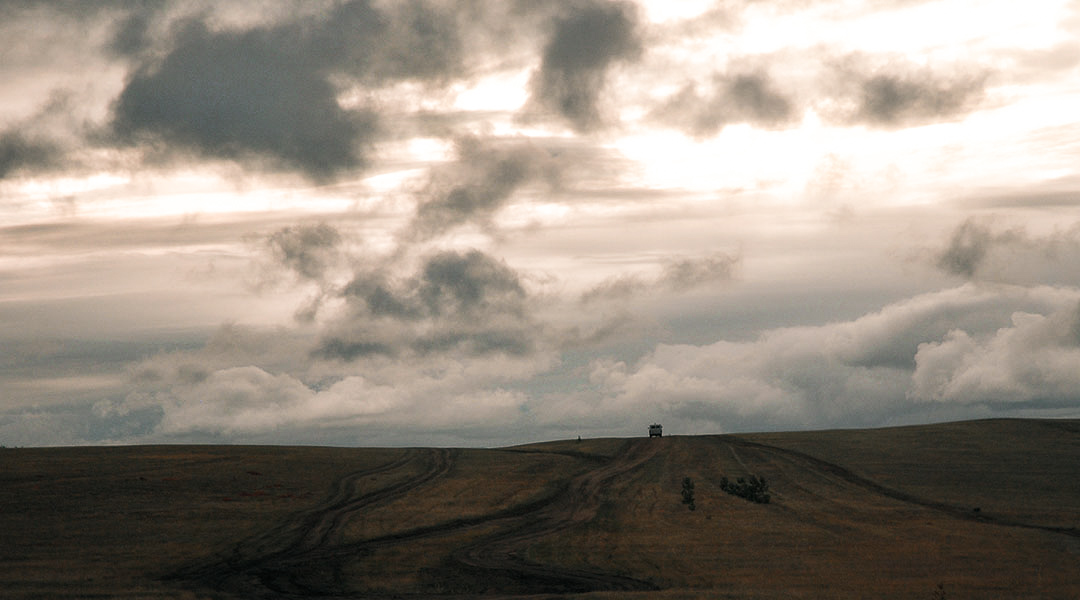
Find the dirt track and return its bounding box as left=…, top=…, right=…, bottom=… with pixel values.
left=725, top=436, right=1080, bottom=540
left=6, top=420, right=1078, bottom=599
left=175, top=448, right=457, bottom=598
left=174, top=441, right=659, bottom=598
left=448, top=439, right=660, bottom=594
left=166, top=426, right=1080, bottom=598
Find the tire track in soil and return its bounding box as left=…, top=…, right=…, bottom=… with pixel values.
left=726, top=437, right=1080, bottom=540
left=444, top=438, right=662, bottom=595
left=175, top=440, right=662, bottom=598
left=171, top=448, right=455, bottom=599
left=303, top=439, right=662, bottom=596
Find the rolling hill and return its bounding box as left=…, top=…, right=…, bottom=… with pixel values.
left=2, top=418, right=1078, bottom=599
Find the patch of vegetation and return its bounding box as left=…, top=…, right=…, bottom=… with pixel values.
left=681, top=477, right=696, bottom=511
left=719, top=475, right=770, bottom=504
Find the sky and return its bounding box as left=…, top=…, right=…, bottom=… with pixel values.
left=2, top=0, right=1080, bottom=447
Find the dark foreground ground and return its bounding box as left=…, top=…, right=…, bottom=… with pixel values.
left=2, top=418, right=1079, bottom=599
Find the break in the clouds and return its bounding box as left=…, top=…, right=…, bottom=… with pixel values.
left=2, top=0, right=1080, bottom=447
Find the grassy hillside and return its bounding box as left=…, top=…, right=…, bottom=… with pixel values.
left=1, top=419, right=1077, bottom=599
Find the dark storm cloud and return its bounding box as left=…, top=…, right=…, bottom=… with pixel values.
left=652, top=71, right=795, bottom=137
left=343, top=250, right=528, bottom=324
left=111, top=19, right=374, bottom=180
left=0, top=129, right=62, bottom=178
left=106, top=0, right=477, bottom=179
left=0, top=90, right=84, bottom=179
left=418, top=250, right=526, bottom=316
left=107, top=3, right=164, bottom=58
left=316, top=249, right=537, bottom=360
left=411, top=136, right=562, bottom=239
left=327, top=0, right=465, bottom=83
left=528, top=0, right=643, bottom=132
left=827, top=56, right=988, bottom=128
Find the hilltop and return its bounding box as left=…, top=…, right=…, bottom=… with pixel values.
left=2, top=418, right=1078, bottom=598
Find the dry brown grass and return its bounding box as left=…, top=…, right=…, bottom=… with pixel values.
left=1, top=419, right=1078, bottom=599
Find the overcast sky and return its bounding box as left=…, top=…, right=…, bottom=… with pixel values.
left=2, top=0, right=1079, bottom=447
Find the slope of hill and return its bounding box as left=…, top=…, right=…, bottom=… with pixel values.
left=1, top=419, right=1077, bottom=599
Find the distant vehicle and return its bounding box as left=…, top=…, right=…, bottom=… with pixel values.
left=649, top=423, right=663, bottom=438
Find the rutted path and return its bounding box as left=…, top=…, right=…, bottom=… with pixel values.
left=724, top=436, right=1080, bottom=540
left=173, top=448, right=456, bottom=598
left=448, top=438, right=661, bottom=594
left=315, top=439, right=661, bottom=595
left=173, top=441, right=660, bottom=598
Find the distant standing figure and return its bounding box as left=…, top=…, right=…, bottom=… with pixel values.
left=649, top=423, right=663, bottom=437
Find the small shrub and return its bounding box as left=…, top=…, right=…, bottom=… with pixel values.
left=681, top=476, right=696, bottom=511
left=719, top=474, right=770, bottom=504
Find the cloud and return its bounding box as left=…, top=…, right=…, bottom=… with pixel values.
left=527, top=0, right=642, bottom=132
left=0, top=90, right=83, bottom=179
left=857, top=74, right=983, bottom=126
left=652, top=71, right=796, bottom=137
left=660, top=252, right=741, bottom=290
left=316, top=249, right=540, bottom=360
left=911, top=301, right=1080, bottom=405
left=410, top=136, right=562, bottom=239
left=110, top=18, right=375, bottom=180
left=936, top=218, right=1022, bottom=278
left=115, top=321, right=543, bottom=440
left=265, top=222, right=343, bottom=282
left=104, top=0, right=486, bottom=179
left=825, top=55, right=988, bottom=127
left=581, top=251, right=740, bottom=303
left=0, top=129, right=62, bottom=178
left=143, top=365, right=529, bottom=438
left=932, top=217, right=1080, bottom=286
left=587, top=285, right=1080, bottom=432
left=125, top=323, right=313, bottom=389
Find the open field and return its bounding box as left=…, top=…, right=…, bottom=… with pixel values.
left=2, top=419, right=1078, bottom=599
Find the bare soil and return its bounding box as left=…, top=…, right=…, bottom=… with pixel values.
left=1, top=419, right=1077, bottom=599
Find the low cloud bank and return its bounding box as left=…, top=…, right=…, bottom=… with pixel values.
left=93, top=283, right=1080, bottom=444
left=585, top=284, right=1080, bottom=433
